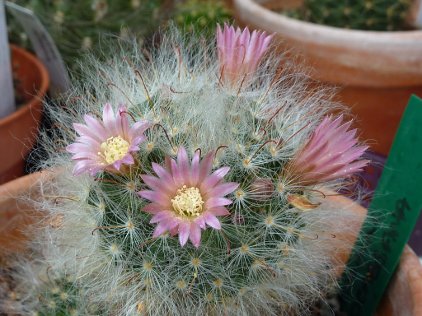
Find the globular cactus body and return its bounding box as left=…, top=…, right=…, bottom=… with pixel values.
left=4, top=26, right=368, bottom=315
left=286, top=0, right=412, bottom=31
left=174, top=0, right=232, bottom=35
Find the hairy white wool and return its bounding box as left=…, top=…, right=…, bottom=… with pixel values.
left=4, top=29, right=367, bottom=316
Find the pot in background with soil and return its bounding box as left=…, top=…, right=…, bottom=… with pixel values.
left=233, top=0, right=422, bottom=156
left=0, top=45, right=49, bottom=185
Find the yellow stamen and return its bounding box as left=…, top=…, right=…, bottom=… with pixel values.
left=171, top=185, right=204, bottom=218
left=99, top=136, right=130, bottom=164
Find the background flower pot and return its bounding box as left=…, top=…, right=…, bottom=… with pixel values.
left=233, top=0, right=422, bottom=156
left=0, top=45, right=49, bottom=185
left=0, top=171, right=420, bottom=315
left=376, top=246, right=422, bottom=316
left=0, top=171, right=50, bottom=256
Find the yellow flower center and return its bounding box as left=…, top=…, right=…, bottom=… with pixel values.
left=171, top=185, right=204, bottom=218
left=99, top=136, right=130, bottom=164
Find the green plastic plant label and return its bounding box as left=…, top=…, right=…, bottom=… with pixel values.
left=0, top=0, right=15, bottom=118
left=6, top=1, right=70, bottom=97
left=340, top=95, right=422, bottom=315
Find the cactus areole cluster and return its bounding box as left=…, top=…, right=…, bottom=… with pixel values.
left=6, top=25, right=368, bottom=315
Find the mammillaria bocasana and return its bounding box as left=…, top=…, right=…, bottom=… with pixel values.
left=4, top=25, right=368, bottom=316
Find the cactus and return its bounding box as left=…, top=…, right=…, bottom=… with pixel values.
left=5, top=25, right=368, bottom=315
left=0, top=262, right=104, bottom=315
left=284, top=0, right=413, bottom=31
left=173, top=0, right=232, bottom=36
left=6, top=0, right=170, bottom=71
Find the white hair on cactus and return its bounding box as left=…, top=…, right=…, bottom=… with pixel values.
left=4, top=25, right=368, bottom=316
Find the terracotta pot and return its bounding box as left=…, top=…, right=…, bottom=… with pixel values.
left=0, top=171, right=421, bottom=314
left=233, top=0, right=422, bottom=156
left=376, top=246, right=422, bottom=316
left=0, top=171, right=50, bottom=256
left=0, top=45, right=49, bottom=185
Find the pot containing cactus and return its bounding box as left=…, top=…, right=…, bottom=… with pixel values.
left=0, top=1, right=49, bottom=184
left=0, top=24, right=419, bottom=315
left=233, top=0, right=422, bottom=156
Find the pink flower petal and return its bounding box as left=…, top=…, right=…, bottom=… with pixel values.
left=164, top=217, right=180, bottom=231
left=129, top=121, right=150, bottom=139
left=84, top=114, right=107, bottom=136
left=139, top=190, right=170, bottom=206
left=130, top=136, right=146, bottom=148
left=216, top=24, right=273, bottom=85
left=205, top=197, right=232, bottom=209
left=139, top=146, right=238, bottom=248
left=120, top=154, right=134, bottom=165
left=152, top=162, right=173, bottom=182
left=205, top=182, right=239, bottom=198
left=189, top=223, right=202, bottom=248
left=209, top=207, right=230, bottom=216
left=179, top=222, right=190, bottom=247
left=150, top=211, right=172, bottom=224
left=66, top=143, right=91, bottom=154
left=71, top=151, right=101, bottom=160
left=68, top=103, right=148, bottom=176
left=113, top=160, right=123, bottom=170
left=194, top=216, right=206, bottom=229
left=204, top=213, right=221, bottom=229
left=117, top=105, right=129, bottom=137
left=153, top=222, right=169, bottom=238
left=190, top=150, right=200, bottom=185
left=143, top=203, right=163, bottom=213
left=75, top=135, right=101, bottom=148
left=141, top=174, right=174, bottom=194
left=290, top=115, right=368, bottom=185
left=201, top=167, right=231, bottom=192
left=198, top=151, right=214, bottom=181
left=73, top=123, right=103, bottom=142
left=177, top=147, right=190, bottom=177
left=330, top=159, right=370, bottom=180
left=102, top=103, right=117, bottom=134
left=73, top=161, right=93, bottom=175
left=170, top=158, right=185, bottom=187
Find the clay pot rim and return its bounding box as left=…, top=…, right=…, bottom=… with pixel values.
left=0, top=45, right=50, bottom=128
left=237, top=0, right=422, bottom=41
left=234, top=0, right=422, bottom=87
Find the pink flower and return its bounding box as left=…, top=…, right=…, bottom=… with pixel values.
left=138, top=147, right=239, bottom=248
left=66, top=103, right=149, bottom=176
left=216, top=23, right=273, bottom=86
left=249, top=178, right=274, bottom=201
left=289, top=115, right=369, bottom=185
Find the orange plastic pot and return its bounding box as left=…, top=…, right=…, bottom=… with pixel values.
left=1, top=171, right=421, bottom=315
left=233, top=0, right=422, bottom=156
left=0, top=45, right=49, bottom=185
